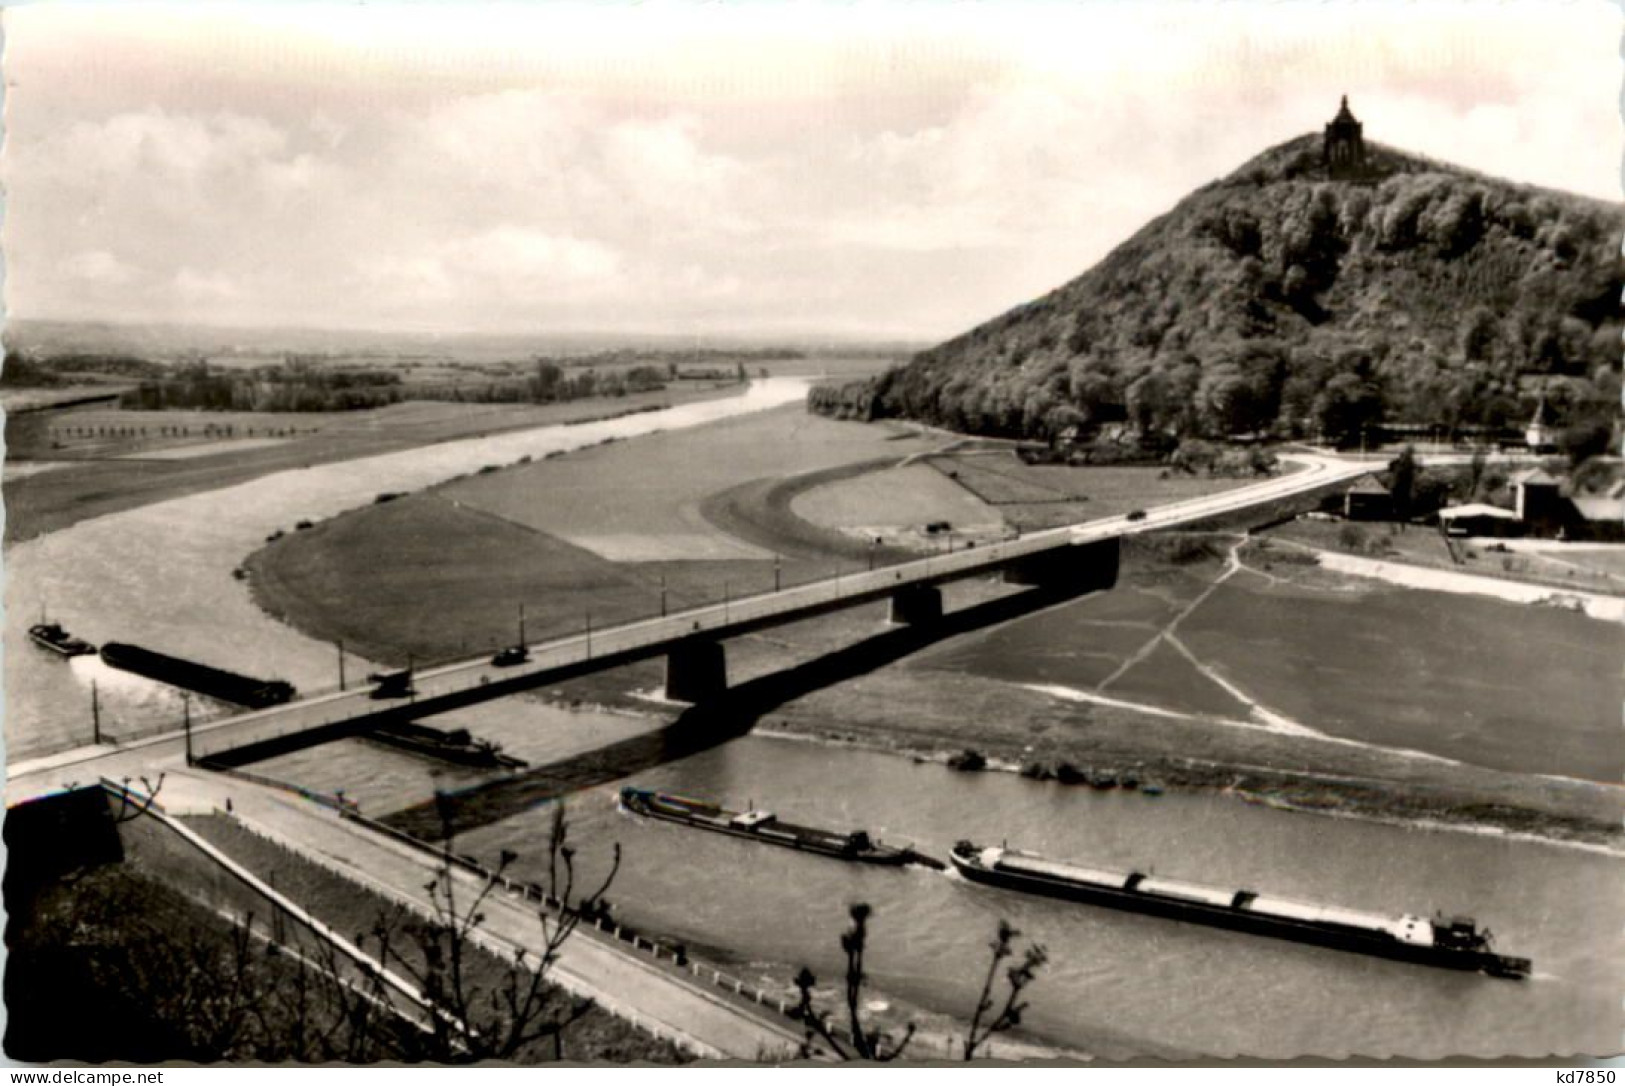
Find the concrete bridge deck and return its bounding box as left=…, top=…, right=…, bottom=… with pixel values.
left=8, top=452, right=1368, bottom=805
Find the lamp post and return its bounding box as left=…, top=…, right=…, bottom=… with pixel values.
left=773, top=555, right=782, bottom=592
left=182, top=693, right=194, bottom=766
left=585, top=612, right=593, bottom=657
left=91, top=680, right=101, bottom=746
left=660, top=574, right=668, bottom=617
left=337, top=639, right=346, bottom=691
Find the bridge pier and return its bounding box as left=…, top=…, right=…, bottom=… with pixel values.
left=664, top=638, right=727, bottom=703
left=1002, top=537, right=1120, bottom=593
left=887, top=583, right=943, bottom=625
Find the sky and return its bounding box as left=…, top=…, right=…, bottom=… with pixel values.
left=3, top=1, right=1619, bottom=343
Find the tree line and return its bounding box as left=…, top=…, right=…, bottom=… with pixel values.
left=813, top=140, right=1622, bottom=453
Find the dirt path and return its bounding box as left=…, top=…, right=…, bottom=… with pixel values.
left=1270, top=540, right=1625, bottom=622
left=1097, top=536, right=1313, bottom=733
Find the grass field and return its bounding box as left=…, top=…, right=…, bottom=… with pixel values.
left=909, top=553, right=1625, bottom=783
left=240, top=405, right=1623, bottom=836
left=790, top=461, right=1006, bottom=547
left=441, top=406, right=939, bottom=562
left=243, top=407, right=961, bottom=666
left=923, top=453, right=1269, bottom=531
left=247, top=493, right=666, bottom=666
left=1554, top=547, right=1625, bottom=579
left=1180, top=575, right=1625, bottom=781
left=3, top=387, right=735, bottom=542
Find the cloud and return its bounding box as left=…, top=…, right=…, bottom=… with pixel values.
left=3, top=1, right=1615, bottom=340
left=174, top=268, right=242, bottom=303
left=62, top=250, right=135, bottom=286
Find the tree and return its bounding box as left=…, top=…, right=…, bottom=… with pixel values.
left=1313, top=373, right=1383, bottom=447
left=1458, top=307, right=1498, bottom=362
left=531, top=360, right=563, bottom=403
left=792, top=904, right=914, bottom=1061
left=1387, top=445, right=1418, bottom=520
left=793, top=904, right=1046, bottom=1062
left=1559, top=418, right=1614, bottom=464
left=364, top=800, right=621, bottom=1062
left=961, top=919, right=1048, bottom=1060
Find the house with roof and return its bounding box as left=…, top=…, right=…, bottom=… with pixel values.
left=1511, top=467, right=1564, bottom=528
left=1341, top=475, right=1392, bottom=520
left=1569, top=479, right=1625, bottom=542
left=1505, top=465, right=1625, bottom=541
left=1437, top=503, right=1520, bottom=538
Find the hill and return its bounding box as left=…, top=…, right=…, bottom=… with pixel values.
left=813, top=133, right=1622, bottom=449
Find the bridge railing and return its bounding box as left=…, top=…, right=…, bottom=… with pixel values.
left=169, top=457, right=1366, bottom=764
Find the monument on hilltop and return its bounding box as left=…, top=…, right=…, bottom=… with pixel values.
left=1323, top=95, right=1368, bottom=181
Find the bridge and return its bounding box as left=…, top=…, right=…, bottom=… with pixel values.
left=7, top=452, right=1370, bottom=806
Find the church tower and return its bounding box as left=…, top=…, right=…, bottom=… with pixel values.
left=1323, top=95, right=1367, bottom=180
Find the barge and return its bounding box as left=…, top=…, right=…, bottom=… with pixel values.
left=949, top=841, right=1530, bottom=979
left=365, top=720, right=525, bottom=769
left=29, top=622, right=96, bottom=658
left=620, top=787, right=944, bottom=870
left=99, top=642, right=297, bottom=709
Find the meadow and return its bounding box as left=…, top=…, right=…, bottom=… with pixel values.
left=440, top=406, right=942, bottom=561
left=911, top=555, right=1624, bottom=783
left=3, top=387, right=733, bottom=542
left=239, top=403, right=1624, bottom=838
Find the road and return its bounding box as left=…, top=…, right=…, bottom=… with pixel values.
left=7, top=451, right=1370, bottom=806
left=154, top=769, right=809, bottom=1060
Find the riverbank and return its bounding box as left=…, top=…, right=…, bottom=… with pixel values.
left=4, top=379, right=813, bottom=759
left=182, top=811, right=687, bottom=1062
left=327, top=533, right=1622, bottom=853
left=752, top=713, right=1623, bottom=854
left=4, top=384, right=744, bottom=544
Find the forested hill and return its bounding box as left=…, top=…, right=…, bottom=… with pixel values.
left=813, top=135, right=1622, bottom=447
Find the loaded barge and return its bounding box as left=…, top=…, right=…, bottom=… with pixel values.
left=950, top=841, right=1530, bottom=979
left=365, top=721, right=525, bottom=769
left=99, top=642, right=297, bottom=710
left=620, top=787, right=944, bottom=870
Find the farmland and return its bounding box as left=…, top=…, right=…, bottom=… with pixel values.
left=889, top=545, right=1625, bottom=783
left=3, top=387, right=735, bottom=542
left=798, top=448, right=1280, bottom=534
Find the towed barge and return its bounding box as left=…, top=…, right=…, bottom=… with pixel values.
left=620, top=787, right=944, bottom=870
left=950, top=841, right=1530, bottom=980
left=99, top=642, right=297, bottom=710
left=365, top=720, right=525, bottom=769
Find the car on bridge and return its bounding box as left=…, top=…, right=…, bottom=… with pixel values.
left=367, top=669, right=415, bottom=699
left=491, top=645, right=530, bottom=667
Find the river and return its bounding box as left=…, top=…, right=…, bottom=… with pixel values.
left=3, top=378, right=809, bottom=759
left=11, top=378, right=1620, bottom=1058
left=257, top=709, right=1623, bottom=1060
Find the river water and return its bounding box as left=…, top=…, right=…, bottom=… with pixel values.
left=11, top=381, right=1621, bottom=1057
left=257, top=701, right=1623, bottom=1060
left=3, top=379, right=809, bottom=759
